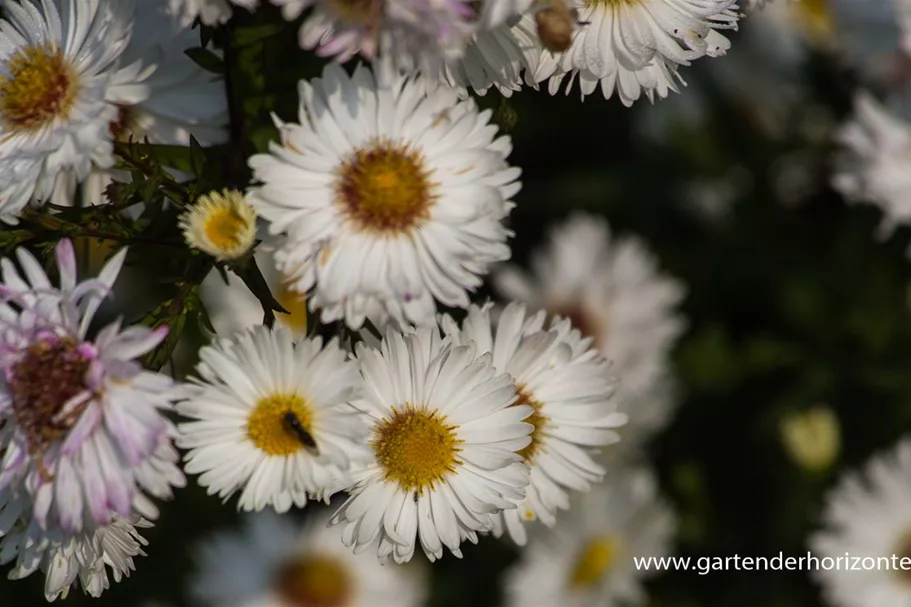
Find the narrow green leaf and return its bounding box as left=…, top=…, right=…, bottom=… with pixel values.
left=184, top=47, right=225, bottom=74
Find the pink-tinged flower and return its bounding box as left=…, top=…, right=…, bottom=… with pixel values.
left=273, top=0, right=478, bottom=75
left=0, top=492, right=153, bottom=601
left=0, top=240, right=185, bottom=570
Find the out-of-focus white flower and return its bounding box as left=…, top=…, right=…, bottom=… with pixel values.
left=494, top=213, right=686, bottom=448
left=53, top=1, right=229, bottom=208
left=809, top=438, right=911, bottom=607
left=247, top=63, right=519, bottom=330
left=169, top=0, right=258, bottom=26
left=191, top=509, right=428, bottom=607
left=504, top=466, right=676, bottom=607
left=832, top=91, right=911, bottom=239
left=332, top=327, right=532, bottom=563
left=440, top=303, right=624, bottom=545
left=0, top=0, right=133, bottom=221
left=442, top=15, right=542, bottom=98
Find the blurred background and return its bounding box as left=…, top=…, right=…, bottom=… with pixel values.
left=6, top=0, right=911, bottom=605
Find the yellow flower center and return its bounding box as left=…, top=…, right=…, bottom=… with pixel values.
left=274, top=555, right=352, bottom=607
left=276, top=280, right=309, bottom=335
left=335, top=139, right=436, bottom=234
left=181, top=190, right=257, bottom=261
left=204, top=207, right=251, bottom=252
left=569, top=536, right=621, bottom=589
left=515, top=385, right=548, bottom=462
left=247, top=394, right=316, bottom=456
left=372, top=407, right=462, bottom=493
left=0, top=45, right=78, bottom=131
left=792, top=0, right=833, bottom=46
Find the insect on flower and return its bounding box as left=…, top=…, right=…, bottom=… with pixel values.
left=283, top=411, right=320, bottom=455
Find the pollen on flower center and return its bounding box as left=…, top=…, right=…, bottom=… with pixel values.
left=9, top=338, right=92, bottom=454
left=514, top=385, right=548, bottom=462
left=372, top=407, right=462, bottom=492
left=247, top=394, right=315, bottom=456
left=180, top=190, right=258, bottom=261
left=0, top=44, right=79, bottom=131
left=274, top=555, right=352, bottom=607
left=335, top=139, right=436, bottom=234
left=569, top=536, right=620, bottom=589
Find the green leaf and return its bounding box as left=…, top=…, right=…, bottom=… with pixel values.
left=229, top=255, right=289, bottom=327
left=184, top=47, right=225, bottom=74
left=233, top=22, right=286, bottom=46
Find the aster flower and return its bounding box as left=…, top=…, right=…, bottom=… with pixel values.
left=1, top=500, right=152, bottom=601
left=272, top=0, right=478, bottom=77
left=247, top=63, right=519, bottom=330
left=191, top=509, right=428, bottom=607
left=439, top=303, right=625, bottom=545
left=0, top=239, right=185, bottom=587
left=332, top=327, right=532, bottom=563
left=442, top=16, right=543, bottom=97
left=533, top=0, right=740, bottom=105
left=52, top=1, right=230, bottom=208
left=0, top=0, right=133, bottom=220
left=169, top=0, right=259, bottom=27
left=494, top=213, right=685, bottom=449
left=809, top=438, right=911, bottom=607
left=176, top=325, right=369, bottom=513
left=504, top=467, right=676, bottom=607
left=199, top=242, right=310, bottom=339
left=832, top=91, right=911, bottom=240
left=180, top=190, right=258, bottom=261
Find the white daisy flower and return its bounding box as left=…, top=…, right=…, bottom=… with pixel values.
left=247, top=63, right=519, bottom=330
left=494, top=213, right=685, bottom=448
left=169, top=0, right=259, bottom=27
left=191, top=509, right=428, bottom=607
left=0, top=239, right=185, bottom=577
left=180, top=190, right=258, bottom=261
left=439, top=302, right=625, bottom=545
left=442, top=15, right=542, bottom=98
left=332, top=327, right=532, bottom=563
left=533, top=0, right=740, bottom=105
left=52, top=1, right=230, bottom=208
left=504, top=467, right=676, bottom=607
left=1, top=503, right=152, bottom=601
left=199, top=242, right=311, bottom=339
left=809, top=438, right=911, bottom=607
left=176, top=325, right=369, bottom=513
left=0, top=0, right=133, bottom=221
left=832, top=91, right=911, bottom=240
left=272, top=0, right=478, bottom=77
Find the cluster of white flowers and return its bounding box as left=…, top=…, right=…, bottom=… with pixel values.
left=0, top=0, right=710, bottom=604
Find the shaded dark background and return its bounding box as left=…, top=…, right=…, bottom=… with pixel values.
left=6, top=4, right=911, bottom=606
